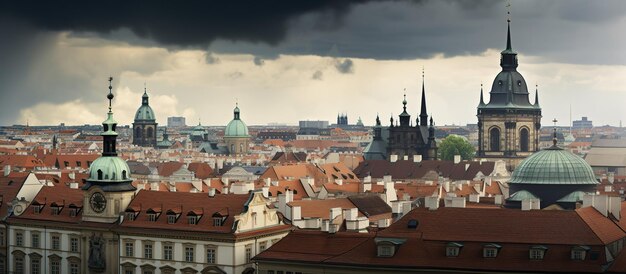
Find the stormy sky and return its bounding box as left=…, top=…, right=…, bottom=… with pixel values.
left=1, top=0, right=625, bottom=127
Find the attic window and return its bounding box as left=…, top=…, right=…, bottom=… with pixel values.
left=446, top=242, right=463, bottom=257
left=125, top=211, right=136, bottom=221
left=33, top=204, right=44, bottom=214
left=213, top=217, right=223, bottom=226
left=483, top=243, right=501, bottom=258
left=517, top=80, right=522, bottom=86
left=407, top=219, right=418, bottom=229
left=188, top=216, right=198, bottom=225
left=378, top=244, right=394, bottom=257
left=167, top=214, right=177, bottom=224
left=122, top=170, right=127, bottom=180
left=530, top=245, right=547, bottom=260
left=571, top=246, right=590, bottom=260
left=64, top=161, right=70, bottom=167
left=51, top=206, right=62, bottom=215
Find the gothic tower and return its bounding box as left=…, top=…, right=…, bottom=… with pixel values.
left=132, top=87, right=158, bottom=147
left=477, top=17, right=542, bottom=169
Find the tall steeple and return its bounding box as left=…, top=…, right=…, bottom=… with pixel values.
left=102, top=77, right=118, bottom=157
left=420, top=68, right=428, bottom=126
left=234, top=102, right=241, bottom=120
left=500, top=3, right=518, bottom=70
left=142, top=82, right=149, bottom=105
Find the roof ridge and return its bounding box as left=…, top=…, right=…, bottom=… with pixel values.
left=575, top=206, right=612, bottom=245
left=321, top=232, right=375, bottom=263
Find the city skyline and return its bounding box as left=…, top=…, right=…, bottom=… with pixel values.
left=1, top=1, right=625, bottom=127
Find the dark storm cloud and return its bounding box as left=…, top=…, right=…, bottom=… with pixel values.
left=0, top=1, right=371, bottom=48
left=335, top=59, right=355, bottom=74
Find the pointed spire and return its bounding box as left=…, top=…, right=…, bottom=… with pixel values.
left=534, top=84, right=540, bottom=106
left=552, top=118, right=558, bottom=147
left=506, top=16, right=512, bottom=51
left=376, top=113, right=381, bottom=126
left=107, top=77, right=114, bottom=112
left=500, top=1, right=518, bottom=70
left=402, top=92, right=407, bottom=113
left=420, top=67, right=428, bottom=126
left=479, top=83, right=486, bottom=106
left=102, top=77, right=119, bottom=157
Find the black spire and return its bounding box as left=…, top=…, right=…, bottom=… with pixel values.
left=373, top=114, right=382, bottom=141
left=234, top=102, right=240, bottom=120
left=420, top=69, right=428, bottom=126
left=500, top=5, right=518, bottom=70
left=102, top=77, right=118, bottom=157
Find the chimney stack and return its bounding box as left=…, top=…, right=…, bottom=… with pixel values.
left=390, top=155, right=398, bottom=163
left=454, top=155, right=461, bottom=164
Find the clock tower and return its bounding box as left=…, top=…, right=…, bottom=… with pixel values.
left=82, top=77, right=136, bottom=224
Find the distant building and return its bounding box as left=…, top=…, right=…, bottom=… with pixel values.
left=585, top=138, right=626, bottom=176
left=224, top=103, right=251, bottom=155
left=132, top=87, right=158, bottom=147
left=298, top=120, right=328, bottom=129
left=167, top=116, right=186, bottom=128
left=573, top=116, right=593, bottom=129
left=476, top=18, right=542, bottom=169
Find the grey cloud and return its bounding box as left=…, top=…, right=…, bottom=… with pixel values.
left=205, top=51, right=221, bottom=64
left=253, top=56, right=265, bottom=66
left=335, top=59, right=354, bottom=74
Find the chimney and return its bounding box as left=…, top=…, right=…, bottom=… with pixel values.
left=469, top=194, right=480, bottom=203
left=361, top=181, right=372, bottom=192
left=285, top=190, right=294, bottom=203
left=402, top=202, right=412, bottom=215
left=335, top=179, right=343, bottom=185
left=609, top=196, right=621, bottom=220
left=292, top=206, right=302, bottom=220
left=494, top=194, right=503, bottom=205
left=208, top=188, right=216, bottom=197
left=69, top=182, right=79, bottom=189
left=608, top=172, right=615, bottom=184
left=425, top=196, right=439, bottom=210
left=453, top=155, right=461, bottom=164
left=403, top=155, right=408, bottom=161
left=383, top=175, right=392, bottom=183
left=262, top=186, right=269, bottom=198
left=329, top=207, right=342, bottom=220
left=363, top=176, right=372, bottom=183
left=3, top=165, right=10, bottom=176
left=413, top=155, right=422, bottom=163
left=344, top=208, right=358, bottom=221
left=264, top=177, right=271, bottom=187
left=390, top=154, right=398, bottom=163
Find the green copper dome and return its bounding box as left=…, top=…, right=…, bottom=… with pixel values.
left=135, top=105, right=155, bottom=121
left=225, top=119, right=249, bottom=137
left=510, top=147, right=598, bottom=185
left=88, top=156, right=132, bottom=182
left=135, top=90, right=156, bottom=121
left=224, top=104, right=249, bottom=137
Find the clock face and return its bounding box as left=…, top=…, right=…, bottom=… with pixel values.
left=90, top=192, right=107, bottom=213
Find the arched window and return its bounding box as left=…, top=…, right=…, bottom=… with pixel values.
left=230, top=144, right=235, bottom=153
left=490, top=127, right=500, bottom=152
left=97, top=170, right=103, bottom=180
left=147, top=127, right=153, bottom=138
left=135, top=127, right=142, bottom=138
left=122, top=170, right=127, bottom=180
left=520, top=128, right=529, bottom=152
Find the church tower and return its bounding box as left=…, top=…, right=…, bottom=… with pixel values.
left=224, top=103, right=251, bottom=155
left=81, top=77, right=136, bottom=273
left=477, top=15, right=542, bottom=169
left=132, top=86, right=158, bottom=147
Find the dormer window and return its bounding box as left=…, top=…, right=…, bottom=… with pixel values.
left=51, top=206, right=61, bottom=215
left=125, top=211, right=136, bottom=221
left=374, top=237, right=406, bottom=258
left=148, top=213, right=157, bottom=222
left=188, top=216, right=198, bottom=225
left=213, top=217, right=223, bottom=226
left=446, top=242, right=463, bottom=257
left=147, top=208, right=161, bottom=222
left=530, top=245, right=547, bottom=260
left=167, top=214, right=177, bottom=224
left=571, top=245, right=590, bottom=260
left=33, top=203, right=44, bottom=214
left=483, top=243, right=501, bottom=258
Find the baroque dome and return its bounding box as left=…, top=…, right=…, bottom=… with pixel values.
left=510, top=146, right=597, bottom=185
left=88, top=156, right=132, bottom=182
left=224, top=104, right=249, bottom=138
left=135, top=104, right=155, bottom=121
